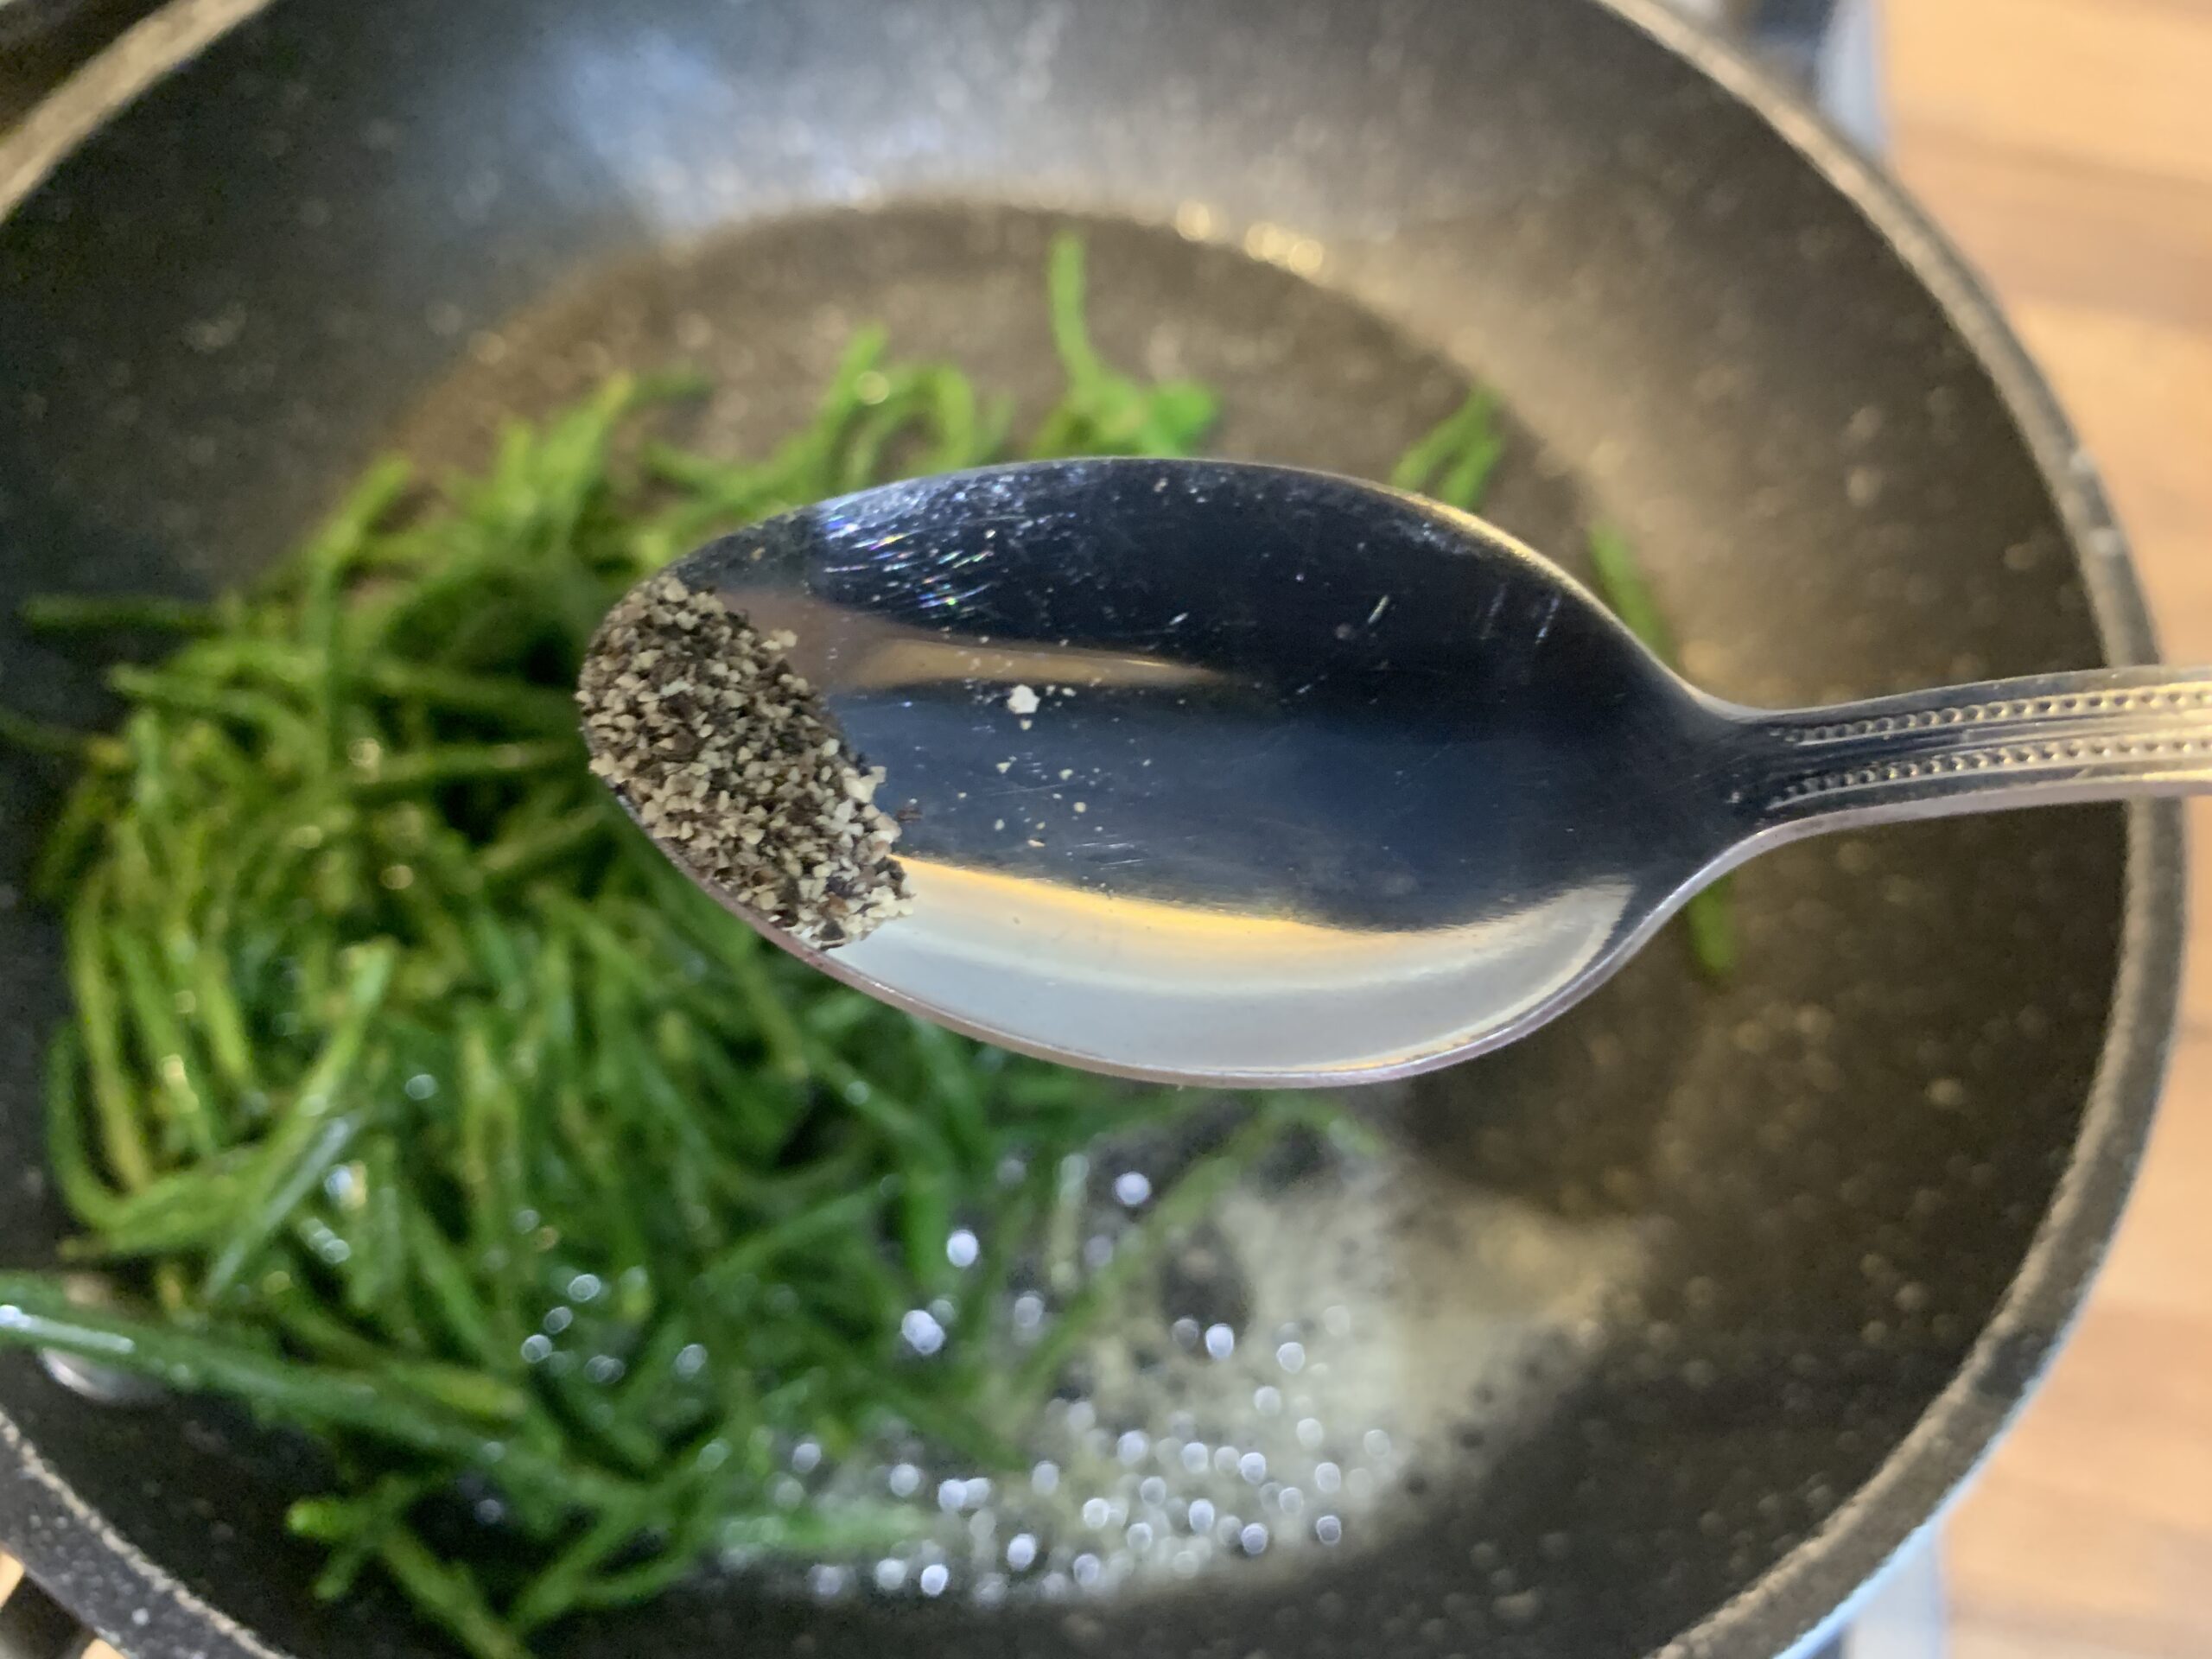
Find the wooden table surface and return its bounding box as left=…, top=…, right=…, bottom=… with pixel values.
left=1887, top=3, right=2212, bottom=1657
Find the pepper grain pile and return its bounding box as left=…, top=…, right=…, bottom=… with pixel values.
left=581, top=575, right=912, bottom=948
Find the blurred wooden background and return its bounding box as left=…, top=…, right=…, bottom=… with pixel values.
left=1888, top=3, right=2212, bottom=1657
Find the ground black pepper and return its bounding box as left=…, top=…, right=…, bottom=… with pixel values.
left=578, top=574, right=912, bottom=947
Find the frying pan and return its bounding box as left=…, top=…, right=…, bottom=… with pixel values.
left=0, top=1, right=2181, bottom=1656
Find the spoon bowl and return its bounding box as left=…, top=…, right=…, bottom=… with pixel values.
left=596, top=459, right=2212, bottom=1084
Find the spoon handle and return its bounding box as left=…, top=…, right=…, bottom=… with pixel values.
left=1743, top=666, right=2212, bottom=833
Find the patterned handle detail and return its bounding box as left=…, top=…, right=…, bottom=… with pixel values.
left=1748, top=670, right=2212, bottom=829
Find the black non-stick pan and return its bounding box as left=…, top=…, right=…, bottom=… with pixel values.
left=0, top=2, right=2181, bottom=1656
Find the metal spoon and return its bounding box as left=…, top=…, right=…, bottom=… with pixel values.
left=590, top=458, right=2202, bottom=1087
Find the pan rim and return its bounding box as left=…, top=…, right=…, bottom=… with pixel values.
left=1596, top=6, right=2181, bottom=1659
left=1592, top=3, right=2177, bottom=1659
left=0, top=3, right=2183, bottom=1659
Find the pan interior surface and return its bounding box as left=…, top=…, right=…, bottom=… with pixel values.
left=0, top=2, right=2155, bottom=1658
